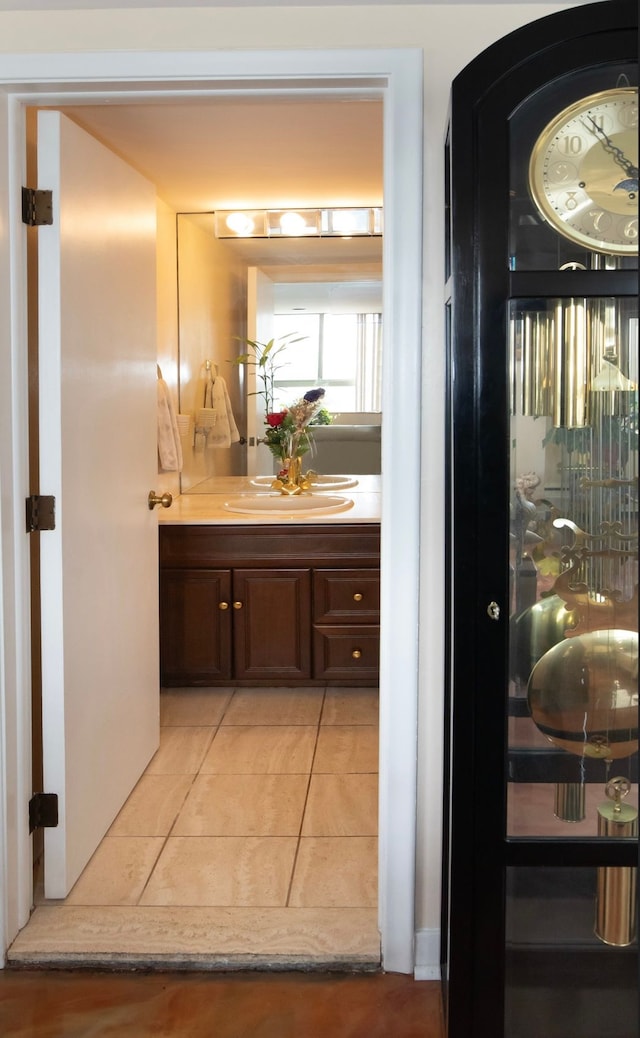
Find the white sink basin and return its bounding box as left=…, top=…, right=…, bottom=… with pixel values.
left=250, top=474, right=359, bottom=491
left=223, top=493, right=354, bottom=517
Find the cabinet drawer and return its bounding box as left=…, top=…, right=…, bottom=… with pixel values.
left=313, top=625, right=380, bottom=681
left=313, top=569, right=380, bottom=624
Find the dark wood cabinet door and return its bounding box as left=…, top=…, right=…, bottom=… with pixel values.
left=232, top=568, right=312, bottom=682
left=313, top=624, right=380, bottom=682
left=160, top=568, right=232, bottom=684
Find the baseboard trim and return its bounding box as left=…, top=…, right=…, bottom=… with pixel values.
left=414, top=928, right=441, bottom=981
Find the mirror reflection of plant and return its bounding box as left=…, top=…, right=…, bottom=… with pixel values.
left=543, top=410, right=639, bottom=474
left=233, top=332, right=306, bottom=417
left=542, top=425, right=591, bottom=453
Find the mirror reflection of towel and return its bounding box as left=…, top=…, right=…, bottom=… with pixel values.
left=157, top=377, right=183, bottom=472
left=205, top=376, right=240, bottom=448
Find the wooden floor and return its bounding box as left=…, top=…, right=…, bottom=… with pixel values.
left=0, top=968, right=444, bottom=1038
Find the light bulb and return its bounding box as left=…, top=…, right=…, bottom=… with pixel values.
left=225, top=212, right=255, bottom=235
left=331, top=210, right=358, bottom=234
left=279, top=212, right=307, bottom=236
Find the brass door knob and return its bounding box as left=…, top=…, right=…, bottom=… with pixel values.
left=148, top=490, right=173, bottom=510
left=352, top=649, right=362, bottom=659
left=233, top=601, right=243, bottom=610
left=218, top=601, right=229, bottom=610
left=353, top=593, right=363, bottom=602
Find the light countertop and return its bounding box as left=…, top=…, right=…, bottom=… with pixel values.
left=158, top=475, right=381, bottom=525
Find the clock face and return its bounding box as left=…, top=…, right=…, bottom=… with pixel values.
left=528, top=87, right=638, bottom=255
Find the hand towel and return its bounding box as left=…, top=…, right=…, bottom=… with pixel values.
left=205, top=375, right=240, bottom=448
left=157, top=377, right=183, bottom=472
left=196, top=375, right=218, bottom=430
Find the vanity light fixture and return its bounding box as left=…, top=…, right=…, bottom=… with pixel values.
left=214, top=206, right=382, bottom=240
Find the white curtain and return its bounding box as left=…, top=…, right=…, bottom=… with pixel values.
left=355, top=313, right=383, bottom=411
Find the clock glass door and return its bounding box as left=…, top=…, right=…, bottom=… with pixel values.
left=506, top=291, right=638, bottom=1035
left=504, top=62, right=638, bottom=1037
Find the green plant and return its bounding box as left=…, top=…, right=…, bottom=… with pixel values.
left=232, top=332, right=306, bottom=416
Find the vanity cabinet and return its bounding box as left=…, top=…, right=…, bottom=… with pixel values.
left=159, top=523, right=380, bottom=686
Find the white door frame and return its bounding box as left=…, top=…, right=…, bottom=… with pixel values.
left=0, top=47, right=423, bottom=974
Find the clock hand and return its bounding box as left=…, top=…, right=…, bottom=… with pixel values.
left=583, top=115, right=639, bottom=180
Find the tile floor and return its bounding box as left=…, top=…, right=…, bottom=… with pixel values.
left=9, top=686, right=381, bottom=969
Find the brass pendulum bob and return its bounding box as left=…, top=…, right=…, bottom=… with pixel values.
left=594, top=777, right=638, bottom=947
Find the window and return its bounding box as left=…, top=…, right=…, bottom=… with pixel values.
left=272, top=311, right=382, bottom=413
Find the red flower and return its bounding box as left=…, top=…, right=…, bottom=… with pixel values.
left=266, top=411, right=287, bottom=427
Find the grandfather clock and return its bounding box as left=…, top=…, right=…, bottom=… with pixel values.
left=444, top=3, right=638, bottom=1036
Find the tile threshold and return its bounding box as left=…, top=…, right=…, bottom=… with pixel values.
left=8, top=953, right=381, bottom=973
left=8, top=905, right=381, bottom=972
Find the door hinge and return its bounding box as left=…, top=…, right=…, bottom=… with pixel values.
left=26, top=495, right=56, bottom=533
left=29, top=792, right=59, bottom=834
left=21, top=187, right=53, bottom=227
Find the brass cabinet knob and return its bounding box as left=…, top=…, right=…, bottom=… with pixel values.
left=353, top=592, right=363, bottom=602
left=218, top=601, right=229, bottom=611
left=352, top=649, right=362, bottom=659
left=233, top=601, right=243, bottom=610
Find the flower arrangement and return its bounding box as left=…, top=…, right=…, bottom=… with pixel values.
left=264, top=387, right=331, bottom=468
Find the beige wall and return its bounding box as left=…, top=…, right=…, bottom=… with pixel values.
left=0, top=5, right=579, bottom=61
left=0, top=0, right=581, bottom=959
left=176, top=213, right=247, bottom=487
left=156, top=198, right=181, bottom=499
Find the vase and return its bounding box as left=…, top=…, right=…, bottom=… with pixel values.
left=287, top=455, right=302, bottom=485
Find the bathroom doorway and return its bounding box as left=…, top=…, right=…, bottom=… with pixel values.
left=0, top=46, right=422, bottom=974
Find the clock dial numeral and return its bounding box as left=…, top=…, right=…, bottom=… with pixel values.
left=547, top=160, right=578, bottom=184
left=586, top=112, right=615, bottom=134
left=558, top=133, right=585, bottom=156
left=589, top=209, right=613, bottom=232
left=618, top=103, right=638, bottom=129
left=554, top=189, right=584, bottom=212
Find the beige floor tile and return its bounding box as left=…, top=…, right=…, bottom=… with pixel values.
left=173, top=773, right=309, bottom=836
left=160, top=687, right=233, bottom=727
left=145, top=726, right=214, bottom=775
left=313, top=725, right=378, bottom=773
left=63, top=837, right=165, bottom=907
left=302, top=773, right=378, bottom=836
left=222, top=687, right=324, bottom=726
left=321, top=687, right=379, bottom=725
left=289, top=837, right=378, bottom=908
left=108, top=775, right=195, bottom=837
left=139, top=836, right=297, bottom=907
left=200, top=725, right=317, bottom=774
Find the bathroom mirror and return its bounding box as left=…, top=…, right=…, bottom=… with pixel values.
left=48, top=94, right=384, bottom=493
left=177, top=213, right=383, bottom=493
